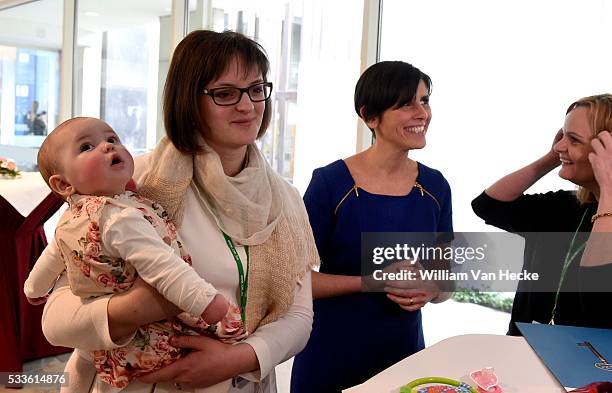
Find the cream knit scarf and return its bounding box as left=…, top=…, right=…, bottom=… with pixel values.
left=139, top=137, right=319, bottom=333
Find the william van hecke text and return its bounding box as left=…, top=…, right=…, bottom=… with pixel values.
left=372, top=269, right=539, bottom=281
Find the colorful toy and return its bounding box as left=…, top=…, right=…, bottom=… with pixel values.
left=400, top=377, right=479, bottom=393
left=469, top=367, right=502, bottom=393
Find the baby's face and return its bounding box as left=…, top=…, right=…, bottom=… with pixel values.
left=56, top=118, right=134, bottom=197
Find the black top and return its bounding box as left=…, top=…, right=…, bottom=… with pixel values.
left=472, top=190, right=612, bottom=335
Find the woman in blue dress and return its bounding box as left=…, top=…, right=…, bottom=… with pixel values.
left=290, top=61, right=453, bottom=393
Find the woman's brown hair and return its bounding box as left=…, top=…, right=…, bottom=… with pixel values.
left=163, top=30, right=272, bottom=153
left=566, top=94, right=612, bottom=204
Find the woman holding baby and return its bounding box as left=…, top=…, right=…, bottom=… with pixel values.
left=40, top=30, right=318, bottom=392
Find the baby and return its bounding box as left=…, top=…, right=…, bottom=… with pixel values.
left=24, top=117, right=245, bottom=389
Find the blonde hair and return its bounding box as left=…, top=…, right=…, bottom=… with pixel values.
left=565, top=94, right=612, bottom=204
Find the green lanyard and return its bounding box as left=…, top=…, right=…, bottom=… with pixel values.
left=549, top=209, right=588, bottom=325
left=222, top=232, right=249, bottom=323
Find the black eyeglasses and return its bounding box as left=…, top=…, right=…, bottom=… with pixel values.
left=203, top=82, right=273, bottom=106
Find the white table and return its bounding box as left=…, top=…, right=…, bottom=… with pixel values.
left=0, top=172, right=52, bottom=217
left=0, top=171, right=64, bottom=238
left=344, top=334, right=568, bottom=393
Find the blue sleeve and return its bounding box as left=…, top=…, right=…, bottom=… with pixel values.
left=438, top=175, right=453, bottom=233
left=303, top=168, right=335, bottom=266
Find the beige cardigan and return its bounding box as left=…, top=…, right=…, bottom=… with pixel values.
left=40, top=154, right=314, bottom=393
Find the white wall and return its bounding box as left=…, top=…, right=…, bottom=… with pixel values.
left=292, top=0, right=365, bottom=193
left=381, top=0, right=612, bottom=231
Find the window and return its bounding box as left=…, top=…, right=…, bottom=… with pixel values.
left=380, top=0, right=612, bottom=231
left=73, top=0, right=171, bottom=155
left=0, top=0, right=62, bottom=170
left=189, top=0, right=365, bottom=190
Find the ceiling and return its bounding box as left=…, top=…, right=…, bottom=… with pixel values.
left=0, top=0, right=173, bottom=50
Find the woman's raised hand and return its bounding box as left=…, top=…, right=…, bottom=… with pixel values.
left=589, top=131, right=612, bottom=192
left=546, top=128, right=564, bottom=166
left=484, top=128, right=564, bottom=202
left=580, top=131, right=612, bottom=266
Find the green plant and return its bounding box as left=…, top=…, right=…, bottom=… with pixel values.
left=452, top=289, right=513, bottom=313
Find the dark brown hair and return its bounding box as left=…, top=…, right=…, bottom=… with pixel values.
left=354, top=61, right=431, bottom=133
left=163, top=30, right=272, bottom=153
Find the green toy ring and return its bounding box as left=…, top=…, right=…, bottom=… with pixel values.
left=400, top=377, right=479, bottom=393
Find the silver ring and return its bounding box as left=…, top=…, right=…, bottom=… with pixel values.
left=174, top=382, right=183, bottom=390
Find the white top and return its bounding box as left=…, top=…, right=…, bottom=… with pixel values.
left=40, top=154, right=314, bottom=393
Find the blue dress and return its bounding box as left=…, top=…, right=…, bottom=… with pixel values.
left=290, top=160, right=453, bottom=393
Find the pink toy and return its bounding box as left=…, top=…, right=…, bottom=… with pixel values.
left=469, top=367, right=502, bottom=393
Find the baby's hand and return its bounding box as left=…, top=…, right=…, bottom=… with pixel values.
left=27, top=295, right=49, bottom=305
left=201, top=293, right=229, bottom=324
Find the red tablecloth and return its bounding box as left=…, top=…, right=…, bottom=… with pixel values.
left=0, top=192, right=71, bottom=371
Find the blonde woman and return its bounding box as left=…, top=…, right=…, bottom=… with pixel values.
left=472, top=94, right=612, bottom=334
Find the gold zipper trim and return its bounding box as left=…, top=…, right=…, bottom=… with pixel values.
left=414, top=181, right=441, bottom=210
left=334, top=184, right=359, bottom=215
left=334, top=182, right=440, bottom=215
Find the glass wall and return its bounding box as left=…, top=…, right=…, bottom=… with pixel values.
left=0, top=0, right=62, bottom=169
left=73, top=0, right=171, bottom=155
left=1, top=0, right=366, bottom=186
left=380, top=0, right=612, bottom=231
left=188, top=0, right=365, bottom=190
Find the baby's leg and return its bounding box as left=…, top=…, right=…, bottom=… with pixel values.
left=60, top=349, right=96, bottom=393
left=93, top=321, right=184, bottom=388
left=177, top=303, right=246, bottom=343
